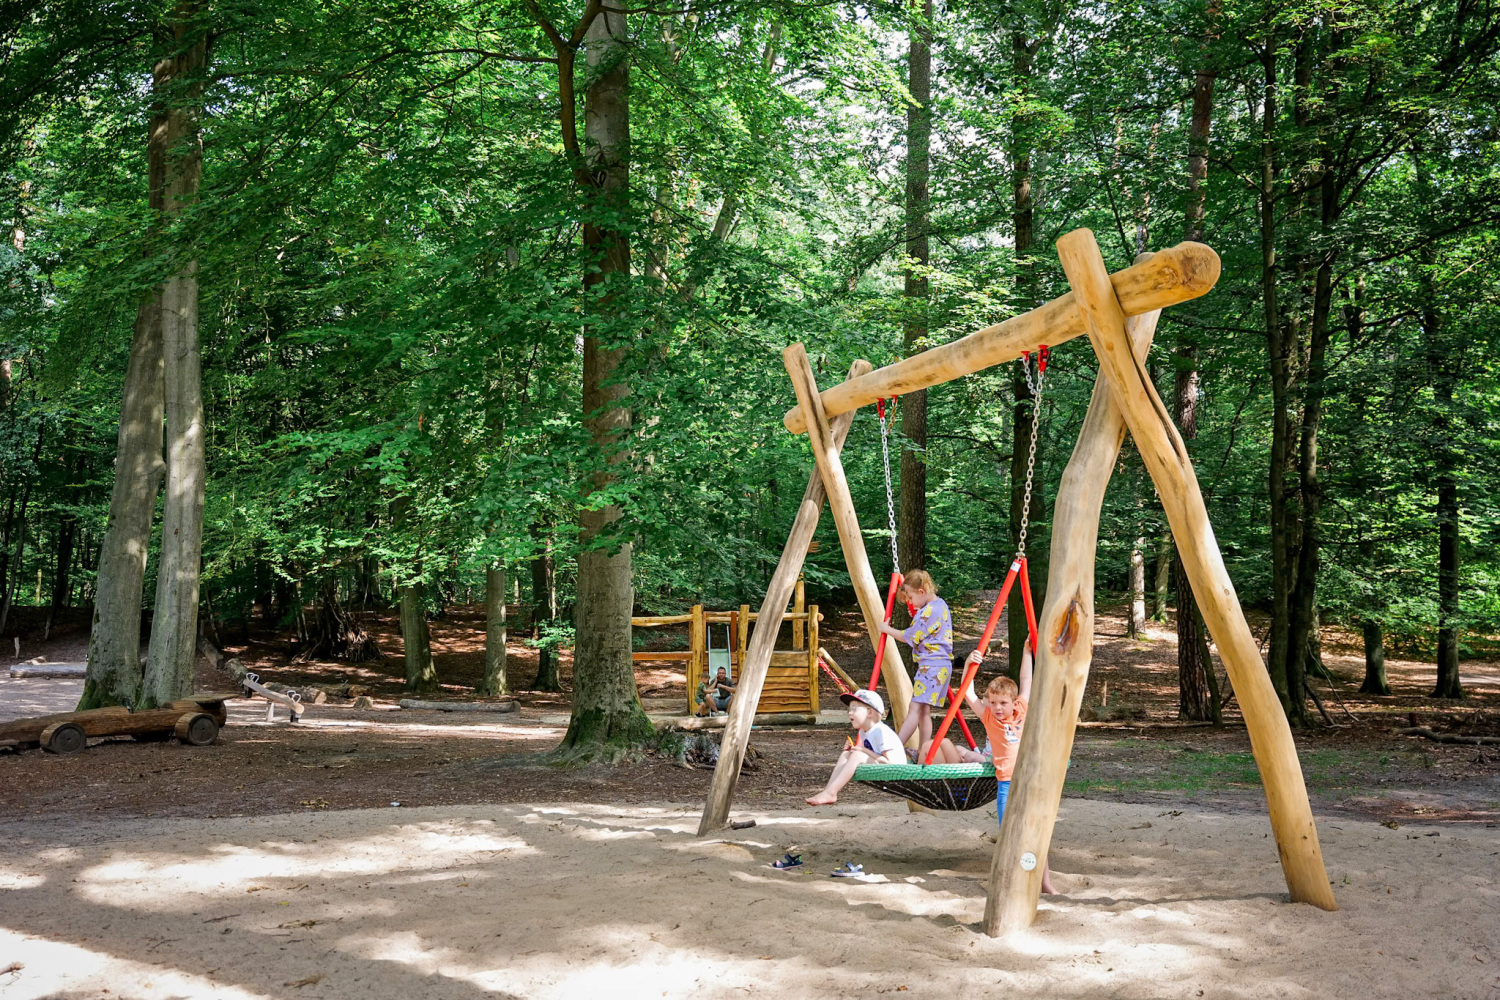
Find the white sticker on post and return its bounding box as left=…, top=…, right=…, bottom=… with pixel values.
left=1019, top=852, right=1037, bottom=871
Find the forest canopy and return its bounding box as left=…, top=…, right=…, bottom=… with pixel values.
left=4, top=0, right=1500, bottom=738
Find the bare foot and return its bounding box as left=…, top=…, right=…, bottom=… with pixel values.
left=1041, top=878, right=1057, bottom=894
left=805, top=792, right=838, bottom=806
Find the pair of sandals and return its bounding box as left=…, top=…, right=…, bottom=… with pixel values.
left=770, top=853, right=865, bottom=878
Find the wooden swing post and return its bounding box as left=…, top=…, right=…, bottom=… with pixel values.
left=697, top=360, right=871, bottom=835
left=782, top=344, right=914, bottom=722
left=984, top=255, right=1164, bottom=934
left=992, top=229, right=1335, bottom=924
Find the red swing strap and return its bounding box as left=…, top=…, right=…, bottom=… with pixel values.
left=922, top=348, right=1048, bottom=766
left=924, top=557, right=1039, bottom=764
left=868, top=570, right=904, bottom=692
left=869, top=395, right=906, bottom=694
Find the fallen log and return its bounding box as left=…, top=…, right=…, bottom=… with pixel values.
left=397, top=699, right=518, bottom=713
left=9, top=662, right=87, bottom=678
left=1395, top=726, right=1500, bottom=746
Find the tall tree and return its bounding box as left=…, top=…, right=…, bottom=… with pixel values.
left=478, top=564, right=510, bottom=697
left=1173, top=1, right=1218, bottom=721
left=141, top=6, right=212, bottom=706
left=527, top=0, right=655, bottom=755
left=899, top=0, right=933, bottom=580
left=1007, top=25, right=1049, bottom=675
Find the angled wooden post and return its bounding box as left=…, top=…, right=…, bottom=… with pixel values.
left=697, top=360, right=871, bottom=835
left=1057, top=227, right=1336, bottom=912
left=783, top=344, right=914, bottom=726
left=984, top=255, right=1163, bottom=935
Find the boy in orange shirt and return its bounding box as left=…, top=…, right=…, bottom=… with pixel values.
left=919, top=643, right=1056, bottom=894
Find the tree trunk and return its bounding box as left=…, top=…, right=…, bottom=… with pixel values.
left=530, top=524, right=561, bottom=691
left=79, top=309, right=165, bottom=707
left=1418, top=170, right=1463, bottom=698
left=44, top=496, right=76, bottom=640
left=1008, top=31, right=1047, bottom=675
left=1259, top=36, right=1303, bottom=723
left=1127, top=536, right=1146, bottom=638
left=1359, top=619, right=1389, bottom=695
left=898, top=0, right=932, bottom=580
left=399, top=581, right=437, bottom=694
left=0, top=490, right=29, bottom=638
left=1173, top=27, right=1216, bottom=720
left=137, top=10, right=211, bottom=707
left=1152, top=531, right=1171, bottom=620
left=560, top=7, right=654, bottom=758
left=478, top=564, right=510, bottom=697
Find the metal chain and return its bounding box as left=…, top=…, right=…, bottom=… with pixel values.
left=1016, top=355, right=1045, bottom=557
left=878, top=400, right=901, bottom=573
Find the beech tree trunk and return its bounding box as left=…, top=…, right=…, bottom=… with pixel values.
left=560, top=7, right=654, bottom=757
left=79, top=275, right=166, bottom=705
left=1152, top=531, right=1171, bottom=620
left=141, top=14, right=211, bottom=707
left=478, top=564, right=510, bottom=697
left=400, top=581, right=437, bottom=694
left=1127, top=536, right=1146, bottom=638
left=898, top=0, right=932, bottom=581
left=1360, top=619, right=1389, bottom=695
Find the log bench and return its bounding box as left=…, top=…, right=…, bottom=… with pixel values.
left=0, top=693, right=238, bottom=754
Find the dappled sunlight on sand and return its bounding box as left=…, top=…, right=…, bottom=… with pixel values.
left=0, top=800, right=1496, bottom=998
left=75, top=820, right=535, bottom=902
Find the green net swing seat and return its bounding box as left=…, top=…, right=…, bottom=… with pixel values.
left=853, top=762, right=998, bottom=811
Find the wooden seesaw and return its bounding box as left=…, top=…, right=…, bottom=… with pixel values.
left=698, top=228, right=1337, bottom=935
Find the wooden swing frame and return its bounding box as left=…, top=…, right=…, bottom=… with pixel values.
left=697, top=229, right=1337, bottom=935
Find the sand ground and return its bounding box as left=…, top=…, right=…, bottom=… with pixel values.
left=2, top=798, right=1497, bottom=1000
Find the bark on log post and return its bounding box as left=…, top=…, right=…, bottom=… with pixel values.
left=984, top=253, right=1162, bottom=936
left=697, top=360, right=872, bottom=835
left=783, top=345, right=914, bottom=723
left=782, top=242, right=1221, bottom=434
left=1061, top=228, right=1335, bottom=912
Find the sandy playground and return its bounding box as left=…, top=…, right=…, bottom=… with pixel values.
left=2, top=796, right=1498, bottom=1000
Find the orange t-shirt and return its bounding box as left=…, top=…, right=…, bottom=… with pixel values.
left=979, top=697, right=1027, bottom=782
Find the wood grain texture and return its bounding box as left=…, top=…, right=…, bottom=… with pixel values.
left=1056, top=228, right=1336, bottom=914
left=985, top=252, right=1162, bottom=935
left=697, top=360, right=872, bottom=835
left=782, top=242, right=1220, bottom=434
left=782, top=344, right=914, bottom=724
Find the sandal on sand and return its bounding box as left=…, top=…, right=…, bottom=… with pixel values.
left=830, top=862, right=864, bottom=878
left=771, top=853, right=804, bottom=871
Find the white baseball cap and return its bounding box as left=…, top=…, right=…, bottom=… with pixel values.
left=840, top=688, right=886, bottom=716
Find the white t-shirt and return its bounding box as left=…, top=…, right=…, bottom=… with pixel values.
left=859, top=722, right=903, bottom=760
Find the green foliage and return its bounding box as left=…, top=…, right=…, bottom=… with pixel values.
left=2, top=0, right=1500, bottom=689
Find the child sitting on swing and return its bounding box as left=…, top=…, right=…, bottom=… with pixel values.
left=805, top=688, right=906, bottom=806
left=876, top=569, right=952, bottom=752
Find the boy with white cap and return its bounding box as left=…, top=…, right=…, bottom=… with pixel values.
left=805, top=688, right=906, bottom=806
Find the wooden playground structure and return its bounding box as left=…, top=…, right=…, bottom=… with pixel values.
left=631, top=593, right=823, bottom=717
left=698, top=229, right=1338, bottom=935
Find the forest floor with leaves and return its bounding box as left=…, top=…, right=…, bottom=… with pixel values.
left=1, top=598, right=1497, bottom=827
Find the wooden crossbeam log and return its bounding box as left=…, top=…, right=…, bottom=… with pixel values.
left=782, top=242, right=1220, bottom=435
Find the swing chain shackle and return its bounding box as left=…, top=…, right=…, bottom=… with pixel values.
left=877, top=396, right=900, bottom=573
left=1015, top=348, right=1048, bottom=558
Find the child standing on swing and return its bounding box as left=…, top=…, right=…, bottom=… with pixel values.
left=877, top=569, right=952, bottom=751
